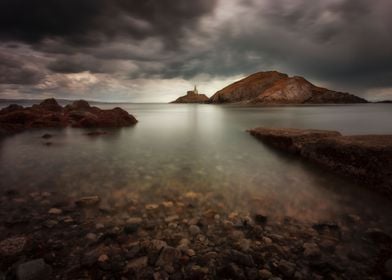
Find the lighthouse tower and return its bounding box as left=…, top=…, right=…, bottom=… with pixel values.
left=194, top=85, right=198, bottom=94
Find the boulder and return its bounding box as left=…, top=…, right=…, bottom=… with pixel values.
left=248, top=127, right=392, bottom=197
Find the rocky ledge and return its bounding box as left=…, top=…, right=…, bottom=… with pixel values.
left=0, top=98, right=137, bottom=136
left=248, top=127, right=392, bottom=197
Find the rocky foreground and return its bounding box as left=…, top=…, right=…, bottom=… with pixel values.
left=0, top=99, right=137, bottom=136
left=1, top=186, right=392, bottom=280
left=209, top=71, right=367, bottom=104
left=248, top=127, right=392, bottom=198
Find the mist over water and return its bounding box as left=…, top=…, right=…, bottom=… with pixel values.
left=1, top=103, right=392, bottom=228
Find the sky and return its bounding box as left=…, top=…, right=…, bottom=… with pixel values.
left=0, top=0, right=391, bottom=102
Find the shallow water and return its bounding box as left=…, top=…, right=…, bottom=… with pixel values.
left=1, top=103, right=392, bottom=227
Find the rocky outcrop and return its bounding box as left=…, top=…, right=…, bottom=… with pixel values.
left=171, top=91, right=209, bottom=104
left=0, top=98, right=137, bottom=136
left=248, top=127, right=392, bottom=197
left=210, top=71, right=367, bottom=104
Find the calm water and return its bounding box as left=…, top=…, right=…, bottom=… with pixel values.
left=1, top=103, right=392, bottom=226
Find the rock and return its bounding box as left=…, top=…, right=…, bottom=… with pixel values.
left=189, top=225, right=201, bottom=236
left=16, top=259, right=52, bottom=280
left=228, top=249, right=255, bottom=267
left=259, top=269, right=273, bottom=279
left=254, top=214, right=268, bottom=225
left=171, top=89, right=209, bottom=104
left=0, top=236, right=26, bottom=256
left=366, top=228, right=392, bottom=243
left=124, top=224, right=139, bottom=234
left=48, top=208, right=62, bottom=215
left=126, top=256, right=148, bottom=271
left=164, top=215, right=179, bottom=223
left=86, top=233, right=97, bottom=241
left=98, top=254, right=109, bottom=262
left=155, top=246, right=181, bottom=267
left=249, top=127, right=392, bottom=197
left=303, top=242, right=321, bottom=258
left=186, top=249, right=196, bottom=257
left=145, top=203, right=159, bottom=210
left=385, top=258, right=392, bottom=278
left=0, top=99, right=137, bottom=136
left=319, top=240, right=336, bottom=253
left=41, top=133, right=52, bottom=139
left=278, top=260, right=296, bottom=277
left=218, top=263, right=246, bottom=280
left=210, top=71, right=367, bottom=104
left=75, top=195, right=100, bottom=207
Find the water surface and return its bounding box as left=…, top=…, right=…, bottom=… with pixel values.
left=1, top=103, right=392, bottom=228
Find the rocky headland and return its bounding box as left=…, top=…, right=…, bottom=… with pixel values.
left=0, top=98, right=137, bottom=136
left=209, top=71, right=368, bottom=104
left=248, top=127, right=392, bottom=197
left=171, top=90, right=209, bottom=104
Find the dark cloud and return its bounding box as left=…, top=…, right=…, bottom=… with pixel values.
left=0, top=0, right=217, bottom=47
left=0, top=52, right=44, bottom=84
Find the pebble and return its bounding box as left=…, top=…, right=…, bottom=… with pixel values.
left=254, top=214, right=268, bottom=225
left=186, top=249, right=196, bottom=257
left=96, top=223, right=105, bottom=229
left=165, top=215, right=179, bottom=223
left=303, top=242, right=321, bottom=258
left=98, top=254, right=109, bottom=262
left=48, top=208, right=62, bottom=215
left=156, top=246, right=181, bottom=267
left=162, top=201, right=174, bottom=208
left=16, top=258, right=52, bottom=280
left=126, top=217, right=143, bottom=224
left=385, top=258, right=392, bottom=278
left=126, top=256, right=148, bottom=271
left=189, top=225, right=201, bottom=236
left=0, top=236, right=27, bottom=256
left=145, top=204, right=159, bottom=210
left=86, top=233, right=97, bottom=241
left=259, top=269, right=273, bottom=279
left=278, top=260, right=296, bottom=277
left=75, top=196, right=100, bottom=207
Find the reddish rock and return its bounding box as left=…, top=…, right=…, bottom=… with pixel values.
left=248, top=127, right=392, bottom=197
left=0, top=99, right=137, bottom=136
left=210, top=71, right=367, bottom=104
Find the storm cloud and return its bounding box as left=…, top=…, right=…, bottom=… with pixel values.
left=0, top=0, right=391, bottom=101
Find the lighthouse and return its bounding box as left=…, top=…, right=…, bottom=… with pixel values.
left=194, top=85, right=198, bottom=94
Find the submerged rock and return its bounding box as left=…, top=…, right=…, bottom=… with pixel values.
left=248, top=127, right=392, bottom=197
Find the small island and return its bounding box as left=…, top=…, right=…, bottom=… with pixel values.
left=171, top=86, right=209, bottom=103
left=171, top=71, right=368, bottom=104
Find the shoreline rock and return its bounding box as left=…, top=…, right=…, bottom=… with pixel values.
left=0, top=98, right=137, bottom=136
left=248, top=127, right=392, bottom=197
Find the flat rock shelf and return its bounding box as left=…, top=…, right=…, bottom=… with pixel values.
left=248, top=127, right=392, bottom=198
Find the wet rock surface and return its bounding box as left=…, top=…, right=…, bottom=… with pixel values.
left=0, top=98, right=137, bottom=136
left=248, top=127, right=392, bottom=197
left=1, top=187, right=391, bottom=279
